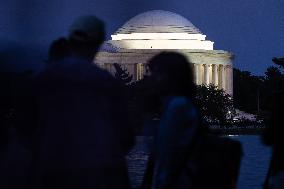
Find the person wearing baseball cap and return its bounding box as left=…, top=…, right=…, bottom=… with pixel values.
left=68, top=15, right=105, bottom=61
left=33, top=16, right=134, bottom=189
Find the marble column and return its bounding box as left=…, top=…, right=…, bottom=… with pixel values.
left=136, top=63, right=140, bottom=80
left=221, top=65, right=226, bottom=91
left=208, top=64, right=212, bottom=84
left=226, top=65, right=233, bottom=96
left=212, top=64, right=218, bottom=87
left=204, top=64, right=209, bottom=85
left=136, top=63, right=143, bottom=80
left=194, top=64, right=199, bottom=85
left=200, top=64, right=204, bottom=85
left=218, top=65, right=222, bottom=89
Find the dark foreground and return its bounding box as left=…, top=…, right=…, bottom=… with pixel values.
left=127, top=135, right=271, bottom=189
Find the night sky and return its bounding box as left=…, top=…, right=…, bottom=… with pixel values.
left=1, top=0, right=284, bottom=75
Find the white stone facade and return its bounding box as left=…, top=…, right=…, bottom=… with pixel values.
left=94, top=10, right=234, bottom=95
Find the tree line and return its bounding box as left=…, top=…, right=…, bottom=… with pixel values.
left=1, top=58, right=283, bottom=135
left=114, top=58, right=284, bottom=127
left=234, top=61, right=284, bottom=118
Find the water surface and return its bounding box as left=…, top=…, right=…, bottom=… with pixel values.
left=127, top=135, right=271, bottom=189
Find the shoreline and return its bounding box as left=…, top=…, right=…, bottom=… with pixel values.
left=140, top=122, right=266, bottom=136
left=209, top=125, right=265, bottom=135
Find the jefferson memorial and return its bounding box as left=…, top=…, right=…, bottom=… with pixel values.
left=94, top=10, right=234, bottom=95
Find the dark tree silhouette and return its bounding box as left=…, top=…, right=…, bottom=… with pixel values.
left=113, top=63, right=133, bottom=85
left=265, top=66, right=282, bottom=80
left=263, top=66, right=284, bottom=111
left=272, top=57, right=284, bottom=67
left=233, top=60, right=284, bottom=119
left=196, top=84, right=235, bottom=125
left=113, top=62, right=284, bottom=128
left=233, top=68, right=264, bottom=113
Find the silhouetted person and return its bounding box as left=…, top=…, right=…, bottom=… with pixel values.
left=0, top=72, right=12, bottom=147
left=47, top=37, right=70, bottom=65
left=141, top=52, right=242, bottom=189
left=0, top=72, right=34, bottom=189
left=263, top=90, right=284, bottom=189
left=149, top=52, right=198, bottom=189
left=33, top=16, right=134, bottom=189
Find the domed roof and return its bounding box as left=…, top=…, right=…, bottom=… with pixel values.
left=115, top=10, right=201, bottom=34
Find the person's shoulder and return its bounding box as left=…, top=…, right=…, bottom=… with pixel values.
left=168, top=96, right=193, bottom=109
left=165, top=96, right=194, bottom=115
left=166, top=96, right=198, bottom=120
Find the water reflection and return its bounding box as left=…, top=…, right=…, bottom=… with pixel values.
left=127, top=135, right=271, bottom=189
left=234, top=135, right=271, bottom=189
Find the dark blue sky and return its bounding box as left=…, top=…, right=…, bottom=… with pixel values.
left=1, top=0, right=284, bottom=75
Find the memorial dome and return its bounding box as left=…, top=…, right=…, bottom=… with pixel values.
left=115, top=10, right=201, bottom=34
left=96, top=10, right=233, bottom=95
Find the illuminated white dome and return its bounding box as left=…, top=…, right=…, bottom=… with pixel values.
left=96, top=10, right=233, bottom=96
left=115, top=10, right=201, bottom=34
left=110, top=10, right=214, bottom=50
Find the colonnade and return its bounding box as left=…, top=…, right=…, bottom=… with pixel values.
left=194, top=63, right=233, bottom=94
left=101, top=62, right=233, bottom=95
left=131, top=63, right=233, bottom=95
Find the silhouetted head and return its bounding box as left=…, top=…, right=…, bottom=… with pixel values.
left=68, top=15, right=105, bottom=60
left=48, top=37, right=70, bottom=63
left=147, top=52, right=196, bottom=99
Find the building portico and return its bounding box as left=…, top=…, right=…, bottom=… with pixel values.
left=94, top=10, right=234, bottom=95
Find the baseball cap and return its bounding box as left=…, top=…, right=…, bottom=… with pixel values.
left=68, top=15, right=105, bottom=43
